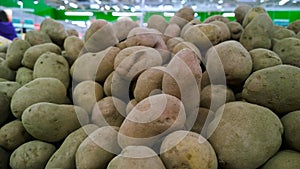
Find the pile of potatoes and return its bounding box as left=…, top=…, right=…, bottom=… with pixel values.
left=0, top=5, right=300, bottom=169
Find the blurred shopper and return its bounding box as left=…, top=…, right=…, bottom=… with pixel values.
left=0, top=10, right=17, bottom=40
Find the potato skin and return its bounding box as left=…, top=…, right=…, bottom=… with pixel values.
left=249, top=48, right=282, bottom=71
left=118, top=94, right=186, bottom=148
left=33, top=52, right=70, bottom=88
left=10, top=77, right=67, bottom=119
left=25, top=30, right=52, bottom=46
left=0, top=58, right=16, bottom=81
left=208, top=101, right=283, bottom=169
left=160, top=130, right=218, bottom=169
left=10, top=140, right=56, bottom=169
left=22, top=102, right=89, bottom=142
left=0, top=81, right=21, bottom=98
left=107, top=146, right=166, bottom=169
left=15, top=67, right=33, bottom=86
left=281, top=110, right=300, bottom=151
left=0, top=92, right=10, bottom=126
left=242, top=65, right=300, bottom=115
left=63, top=36, right=84, bottom=65
left=76, top=126, right=121, bottom=169
left=45, top=124, right=99, bottom=169
left=261, top=150, right=300, bottom=169
left=40, top=18, right=67, bottom=46
left=22, top=43, right=62, bottom=69
left=0, top=147, right=10, bottom=169
left=0, top=120, right=32, bottom=151
left=6, top=40, right=31, bottom=70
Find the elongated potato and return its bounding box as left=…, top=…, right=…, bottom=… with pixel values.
left=0, top=81, right=21, bottom=98
left=15, top=67, right=33, bottom=86
left=40, top=18, right=68, bottom=46
left=25, top=30, right=52, bottom=46
left=22, top=102, right=89, bottom=142
left=6, top=40, right=31, bottom=70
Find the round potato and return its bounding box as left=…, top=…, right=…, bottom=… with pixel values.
left=147, top=15, right=168, bottom=33
left=10, top=77, right=67, bottom=118
left=107, top=146, right=166, bottom=169
left=262, top=150, right=300, bottom=169
left=10, top=140, right=56, bottom=169
left=160, top=130, right=217, bottom=169
left=0, top=58, right=15, bottom=81
left=234, top=5, right=251, bottom=24
left=63, top=36, right=84, bottom=65
left=249, top=48, right=282, bottom=71
left=40, top=18, right=67, bottom=46
left=22, top=102, right=89, bottom=142
left=281, top=110, right=300, bottom=151
left=6, top=40, right=31, bottom=70
left=207, top=101, right=283, bottom=169
left=118, top=94, right=186, bottom=148
left=15, top=67, right=33, bottom=86
left=0, top=81, right=21, bottom=98
left=25, top=30, right=52, bottom=46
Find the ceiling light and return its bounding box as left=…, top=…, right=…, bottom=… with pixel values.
left=123, top=5, right=130, bottom=10
left=218, top=0, right=223, bottom=4
left=64, top=0, right=69, bottom=4
left=94, top=0, right=101, bottom=4
left=59, top=5, right=66, bottom=10
left=90, top=4, right=100, bottom=9
left=192, top=5, right=197, bottom=10
left=164, top=12, right=175, bottom=17
left=222, top=13, right=235, bottom=17
left=17, top=0, right=23, bottom=6
left=112, top=12, right=143, bottom=17
left=279, top=0, right=289, bottom=5
left=112, top=5, right=120, bottom=12
left=33, top=0, right=39, bottom=5
left=65, top=11, right=94, bottom=16
left=217, top=5, right=222, bottom=9
left=104, top=5, right=110, bottom=10
left=131, top=7, right=136, bottom=12
left=69, top=2, right=78, bottom=8
left=164, top=5, right=173, bottom=10
left=134, top=5, right=140, bottom=10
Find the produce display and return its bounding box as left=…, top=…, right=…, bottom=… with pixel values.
left=0, top=5, right=300, bottom=169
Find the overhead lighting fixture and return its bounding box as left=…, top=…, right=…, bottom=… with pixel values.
left=164, top=12, right=175, bottom=17
left=222, top=12, right=235, bottom=17
left=64, top=0, right=69, bottom=4
left=164, top=5, right=173, bottom=10
left=191, top=5, right=197, bottom=10
left=112, top=5, right=120, bottom=12
left=131, top=7, right=136, bottom=12
left=218, top=0, right=223, bottom=4
left=59, top=5, right=66, bottom=10
left=33, top=0, right=39, bottom=5
left=279, top=0, right=289, bottom=5
left=112, top=12, right=143, bottom=17
left=69, top=2, right=78, bottom=8
left=194, top=13, right=198, bottom=17
left=65, top=11, right=94, bottom=16
left=217, top=5, right=222, bottom=9
left=90, top=4, right=100, bottom=9
left=17, top=0, right=23, bottom=6
left=94, top=0, right=101, bottom=4
left=104, top=5, right=110, bottom=10
left=123, top=5, right=130, bottom=10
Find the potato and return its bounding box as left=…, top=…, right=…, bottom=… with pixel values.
left=281, top=110, right=300, bottom=151
left=162, top=48, right=202, bottom=113
left=84, top=19, right=108, bottom=42
left=242, top=6, right=267, bottom=27
left=201, top=71, right=211, bottom=89
left=72, top=47, right=120, bottom=82
left=10, top=140, right=56, bottom=169
left=0, top=120, right=31, bottom=150
left=166, top=37, right=184, bottom=52
left=0, top=81, right=21, bottom=98
left=272, top=37, right=300, bottom=67
left=114, top=47, right=163, bottom=79
left=63, top=36, right=84, bottom=65
left=163, top=23, right=181, bottom=41
left=0, top=52, right=6, bottom=59
left=249, top=48, right=282, bottom=71
left=83, top=23, right=118, bottom=53
left=204, top=15, right=230, bottom=23
left=15, top=67, right=33, bottom=86
left=180, top=19, right=201, bottom=38
left=272, top=26, right=296, bottom=40
left=22, top=102, right=89, bottom=142
left=0, top=147, right=9, bottom=169
left=170, top=6, right=194, bottom=28
left=104, top=71, right=114, bottom=96
left=45, top=124, right=99, bottom=169
left=207, top=101, right=283, bottom=169
left=118, top=94, right=186, bottom=148
left=172, top=41, right=201, bottom=59
left=200, top=85, right=235, bottom=111
left=0, top=92, right=10, bottom=126
left=205, top=40, right=252, bottom=86
left=234, top=5, right=251, bottom=24
left=147, top=15, right=168, bottom=33
left=210, top=21, right=231, bottom=42
left=33, top=52, right=69, bottom=88
left=22, top=43, right=62, bottom=69
left=114, top=46, right=148, bottom=69
left=134, top=67, right=164, bottom=102
left=240, top=13, right=273, bottom=51
left=107, top=146, right=166, bottom=169
left=183, top=23, right=222, bottom=54
left=125, top=27, right=161, bottom=48
left=160, top=130, right=217, bottom=169
left=113, top=19, right=139, bottom=41
left=66, top=28, right=79, bottom=37
left=261, top=150, right=300, bottom=169
left=6, top=40, right=31, bottom=70
left=287, top=19, right=300, bottom=34
left=25, top=30, right=52, bottom=46
left=40, top=18, right=67, bottom=46
left=125, top=99, right=138, bottom=115
left=92, top=96, right=126, bottom=127
left=0, top=44, right=9, bottom=53
left=76, top=126, right=121, bottom=169
left=188, top=107, right=212, bottom=134
left=242, top=65, right=300, bottom=115
left=296, top=31, right=300, bottom=39
left=10, top=77, right=67, bottom=118
left=0, top=58, right=15, bottom=81
left=226, top=22, right=243, bottom=40
left=73, top=80, right=104, bottom=114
